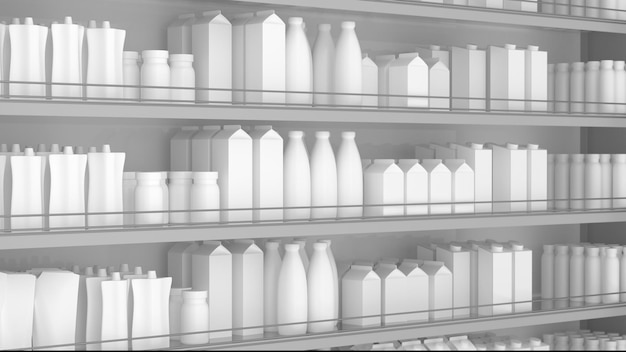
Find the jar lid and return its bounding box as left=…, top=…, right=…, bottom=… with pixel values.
left=586, top=61, right=600, bottom=68
left=288, top=131, right=304, bottom=138
left=315, top=131, right=330, bottom=139
left=601, top=60, right=614, bottom=68
left=169, top=171, right=193, bottom=179
left=136, top=172, right=162, bottom=180
left=585, top=154, right=600, bottom=162
left=342, top=131, right=356, bottom=138
left=527, top=45, right=539, bottom=51
left=570, top=154, right=584, bottom=162
left=170, top=54, right=194, bottom=63
left=613, top=154, right=626, bottom=162
left=571, top=62, right=585, bottom=70
left=183, top=290, right=208, bottom=299
left=466, top=44, right=478, bottom=50
left=193, top=171, right=218, bottom=180
left=586, top=246, right=600, bottom=255
left=600, top=154, right=611, bottom=162
left=142, top=50, right=169, bottom=59
left=123, top=51, right=139, bottom=60
left=556, top=63, right=569, bottom=71
left=341, top=21, right=356, bottom=29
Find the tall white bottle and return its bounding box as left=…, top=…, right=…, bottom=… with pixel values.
left=554, top=154, right=570, bottom=210
left=51, top=17, right=84, bottom=99
left=313, top=24, right=335, bottom=106
left=555, top=63, right=569, bottom=113
left=11, top=147, right=43, bottom=230
left=585, top=61, right=601, bottom=114
left=307, top=242, right=335, bottom=333
left=8, top=18, right=48, bottom=98
left=284, top=131, right=311, bottom=221
left=585, top=246, right=602, bottom=304
left=189, top=172, right=220, bottom=223
left=48, top=146, right=87, bottom=229
left=554, top=245, right=570, bottom=308
left=570, top=245, right=585, bottom=305
left=100, top=272, right=128, bottom=351
left=613, top=154, right=626, bottom=209
left=318, top=239, right=339, bottom=329
left=334, top=21, right=362, bottom=106
left=570, top=62, right=585, bottom=113
left=122, top=51, right=140, bottom=101
left=602, top=247, right=620, bottom=303
left=86, top=21, right=125, bottom=100
left=570, top=154, right=585, bottom=210
left=615, top=61, right=626, bottom=114
left=277, top=243, right=308, bottom=336
left=286, top=17, right=312, bottom=105
left=541, top=244, right=555, bottom=309
left=87, top=145, right=125, bottom=228
left=337, top=131, right=363, bottom=218
left=264, top=241, right=282, bottom=332
left=600, top=154, right=612, bottom=209
left=310, top=131, right=338, bottom=219
left=599, top=60, right=615, bottom=114
left=86, top=268, right=109, bottom=350
left=585, top=154, right=602, bottom=210
left=170, top=54, right=195, bottom=103
left=131, top=271, right=172, bottom=350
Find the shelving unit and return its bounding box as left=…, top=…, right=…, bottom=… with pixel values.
left=3, top=0, right=626, bottom=349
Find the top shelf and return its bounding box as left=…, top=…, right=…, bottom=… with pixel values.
left=228, top=0, right=626, bottom=34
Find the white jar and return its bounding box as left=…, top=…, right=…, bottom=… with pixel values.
left=122, top=51, right=140, bottom=101
left=180, top=290, right=209, bottom=345
left=334, top=21, right=362, bottom=106
left=569, top=154, right=585, bottom=210
left=169, top=288, right=189, bottom=341
left=615, top=61, right=626, bottom=114
left=170, top=54, right=195, bottom=103
left=585, top=246, right=601, bottom=304
left=554, top=154, right=570, bottom=210
left=555, top=63, right=569, bottom=113
left=584, top=154, right=602, bottom=210
left=141, top=50, right=170, bottom=102
left=599, top=60, right=615, bottom=114
left=569, top=62, right=585, bottom=114
left=135, top=172, right=165, bottom=225
left=585, top=61, right=600, bottom=114
left=190, top=171, right=220, bottom=223
left=603, top=247, right=620, bottom=303
left=169, top=171, right=192, bottom=224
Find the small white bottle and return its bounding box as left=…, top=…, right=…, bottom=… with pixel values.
left=312, top=24, right=335, bottom=107
left=277, top=243, right=308, bottom=336
left=570, top=62, right=585, bottom=114
left=51, top=16, right=84, bottom=100
left=170, top=54, right=195, bottom=103
left=190, top=172, right=220, bottom=223
left=585, top=154, right=602, bottom=210
left=570, top=245, right=585, bottom=305
left=286, top=17, right=313, bottom=105
left=554, top=244, right=570, bottom=308
left=141, top=50, right=170, bottom=102
left=169, top=288, right=189, bottom=342
left=585, top=246, right=602, bottom=304
left=336, top=131, right=363, bottom=218
left=569, top=154, right=585, bottom=210
left=122, top=51, right=140, bottom=101
left=264, top=240, right=282, bottom=333
left=585, top=61, right=601, bottom=114
left=601, top=154, right=612, bottom=209
left=602, top=247, right=620, bottom=303
left=284, top=131, right=311, bottom=221
left=599, top=60, right=616, bottom=114
left=612, top=154, right=626, bottom=209
left=310, top=131, right=338, bottom=220
left=541, top=244, right=555, bottom=308
left=180, top=290, right=209, bottom=345
left=169, top=171, right=192, bottom=224
left=615, top=61, right=626, bottom=114
left=555, top=63, right=569, bottom=113
left=554, top=154, right=570, bottom=210
left=334, top=21, right=362, bottom=106
left=134, top=172, right=165, bottom=225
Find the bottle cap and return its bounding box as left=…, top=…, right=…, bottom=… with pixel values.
left=556, top=62, right=569, bottom=71
left=24, top=17, right=34, bottom=25
left=170, top=54, right=194, bottom=63
left=24, top=148, right=35, bottom=156
left=288, top=130, right=304, bottom=138
left=62, top=146, right=73, bottom=155
left=613, top=154, right=626, bottom=163
left=72, top=265, right=80, bottom=274
left=491, top=243, right=503, bottom=252
left=11, top=144, right=20, bottom=153
left=97, top=268, right=107, bottom=277
left=543, top=244, right=554, bottom=252
left=571, top=154, right=584, bottom=162
left=586, top=61, right=600, bottom=69
left=193, top=171, right=218, bottom=180
left=142, top=50, right=169, bottom=59
left=607, top=248, right=618, bottom=257
left=601, top=154, right=611, bottom=162
left=466, top=44, right=478, bottom=50
left=85, top=266, right=94, bottom=276
left=342, top=131, right=356, bottom=139
left=526, top=144, right=539, bottom=150
left=601, top=60, right=614, bottom=68
left=168, top=171, right=193, bottom=179
left=11, top=18, right=20, bottom=25
left=123, top=51, right=139, bottom=60
left=134, top=266, right=143, bottom=275
left=505, top=143, right=518, bottom=150
left=147, top=270, right=157, bottom=279
left=102, top=144, right=111, bottom=153
left=470, top=142, right=483, bottom=149
left=450, top=244, right=463, bottom=252
left=571, top=62, right=585, bottom=70
left=586, top=246, right=600, bottom=256
left=586, top=154, right=600, bottom=162
left=341, top=21, right=356, bottom=29
left=37, top=144, right=47, bottom=153
left=183, top=290, right=208, bottom=299
left=88, top=20, right=96, bottom=28
left=511, top=242, right=524, bottom=251
left=504, top=44, right=516, bottom=50
left=430, top=44, right=441, bottom=50
left=571, top=245, right=584, bottom=254
left=102, top=20, right=111, bottom=28
left=136, top=172, right=162, bottom=181
left=527, top=45, right=539, bottom=51
left=120, top=263, right=130, bottom=272
left=111, top=272, right=121, bottom=281
left=315, top=131, right=330, bottom=139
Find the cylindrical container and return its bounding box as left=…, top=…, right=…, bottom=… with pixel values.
left=570, top=154, right=585, bottom=210
left=337, top=131, right=363, bottom=218
left=585, top=246, right=602, bottom=304
left=169, top=171, right=192, bottom=224
left=85, top=21, right=126, bottom=100
left=548, top=154, right=555, bottom=209
left=543, top=333, right=555, bottom=350
left=170, top=54, right=195, bottom=103
left=601, top=154, right=612, bottom=209
left=307, top=242, right=335, bottom=333
left=334, top=21, right=362, bottom=106
left=312, top=24, right=335, bottom=107
left=586, top=338, right=600, bottom=351
left=613, top=154, right=626, bottom=209
left=585, top=154, right=602, bottom=209
left=570, top=245, right=585, bottom=304
left=587, top=0, right=601, bottom=17
left=286, top=17, right=313, bottom=105
left=554, top=154, right=570, bottom=210
left=554, top=244, right=570, bottom=308
left=180, top=290, right=209, bottom=345
left=161, top=172, right=169, bottom=224
left=284, top=131, right=311, bottom=221
left=599, top=60, right=615, bottom=114
left=123, top=51, right=140, bottom=101
left=585, top=61, right=600, bottom=114
left=189, top=172, right=220, bottom=223
left=318, top=239, right=338, bottom=329
left=571, top=336, right=585, bottom=351
left=293, top=239, right=310, bottom=273
left=570, top=62, right=585, bottom=113
left=141, top=50, right=170, bottom=102
left=310, top=131, right=338, bottom=220
left=603, top=247, right=620, bottom=303
left=277, top=243, right=308, bottom=336
left=554, top=335, right=569, bottom=351
left=169, top=288, right=190, bottom=341
left=134, top=172, right=165, bottom=225
left=51, top=16, right=84, bottom=100
left=615, top=61, right=626, bottom=114
left=8, top=17, right=48, bottom=98
left=264, top=240, right=282, bottom=333
left=601, top=0, right=617, bottom=19
left=548, top=64, right=555, bottom=112
left=541, top=244, right=555, bottom=308
left=555, top=63, right=570, bottom=113
left=122, top=172, right=136, bottom=227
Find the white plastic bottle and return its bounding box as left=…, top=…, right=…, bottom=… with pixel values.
left=310, top=131, right=338, bottom=219
left=87, top=145, right=125, bottom=228
left=585, top=61, right=600, bottom=114
left=602, top=247, right=620, bottom=303
left=554, top=154, right=570, bottom=210
left=189, top=172, right=220, bottom=223
left=8, top=17, right=48, bottom=98
left=277, top=243, right=308, bottom=336
left=284, top=131, right=311, bottom=221
left=570, top=62, right=585, bottom=114
left=48, top=146, right=87, bottom=229
left=170, top=54, right=195, bottom=103
left=337, top=131, right=363, bottom=218
left=134, top=172, right=165, bottom=225
left=264, top=241, right=282, bottom=333
left=585, top=154, right=602, bottom=210
left=141, top=50, right=170, bottom=102
left=169, top=171, right=192, bottom=224
left=51, top=16, right=84, bottom=100
left=585, top=246, right=602, bottom=304
left=293, top=239, right=310, bottom=273
left=312, top=24, right=335, bottom=106
left=601, top=154, right=612, bottom=209
left=570, top=245, right=585, bottom=305
left=541, top=244, right=555, bottom=309
left=86, top=21, right=125, bottom=100
left=612, top=154, right=626, bottom=209
left=122, top=51, right=140, bottom=101
left=286, top=17, right=313, bottom=106
left=555, top=63, right=569, bottom=113
left=318, top=239, right=338, bottom=329
left=169, top=288, right=189, bottom=342
left=599, top=60, right=616, bottom=114
left=554, top=245, right=570, bottom=308
left=615, top=61, right=626, bottom=114
left=131, top=271, right=172, bottom=350
left=570, top=154, right=585, bottom=210
left=180, top=290, right=209, bottom=345
left=307, top=242, right=335, bottom=333
left=334, top=21, right=362, bottom=106
left=100, top=272, right=129, bottom=351
left=86, top=268, right=109, bottom=350
left=10, top=147, right=43, bottom=230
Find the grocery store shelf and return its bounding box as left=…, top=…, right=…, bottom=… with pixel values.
left=170, top=303, right=626, bottom=350
left=2, top=209, right=626, bottom=250
left=228, top=0, right=626, bottom=34
left=2, top=99, right=626, bottom=127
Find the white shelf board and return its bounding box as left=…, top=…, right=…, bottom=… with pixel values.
left=1, top=100, right=626, bottom=127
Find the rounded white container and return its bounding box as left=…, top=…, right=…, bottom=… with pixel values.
left=180, top=290, right=209, bottom=345
left=277, top=243, right=308, bottom=336
left=602, top=247, right=620, bottom=303
left=334, top=21, right=362, bottom=106
left=318, top=239, right=338, bottom=329
left=541, top=244, right=555, bottom=304
left=613, top=154, right=626, bottom=209
left=570, top=245, right=585, bottom=304
left=168, top=171, right=192, bottom=224
left=134, top=172, right=165, bottom=225
left=585, top=61, right=600, bottom=114
left=264, top=241, right=282, bottom=333
left=310, top=131, right=338, bottom=219
left=169, top=288, right=190, bottom=341
left=170, top=54, right=195, bottom=103
left=286, top=17, right=313, bottom=105
left=587, top=0, right=600, bottom=17
left=312, top=24, right=335, bottom=107
left=337, top=131, right=363, bottom=218
left=189, top=172, right=220, bottom=223
left=554, top=154, right=570, bottom=210
left=585, top=154, right=602, bottom=210
left=569, top=154, right=585, bottom=210
left=123, top=51, right=140, bottom=101
left=599, top=60, right=615, bottom=114
left=554, top=244, right=570, bottom=308
left=293, top=239, right=310, bottom=273
left=555, top=63, right=569, bottom=113
left=585, top=246, right=602, bottom=304
left=569, top=62, right=585, bottom=113
left=51, top=16, right=83, bottom=100
left=601, top=0, right=617, bottom=19
left=141, top=50, right=170, bottom=102
left=615, top=61, right=626, bottom=114
left=284, top=131, right=311, bottom=221
left=600, top=154, right=612, bottom=209
left=85, top=21, right=125, bottom=100
left=307, top=242, right=335, bottom=333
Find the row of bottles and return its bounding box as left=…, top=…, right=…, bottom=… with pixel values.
left=541, top=242, right=626, bottom=308
left=547, top=153, right=626, bottom=210
left=542, top=0, right=626, bottom=20
left=549, top=60, right=626, bottom=114
left=543, top=329, right=626, bottom=351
